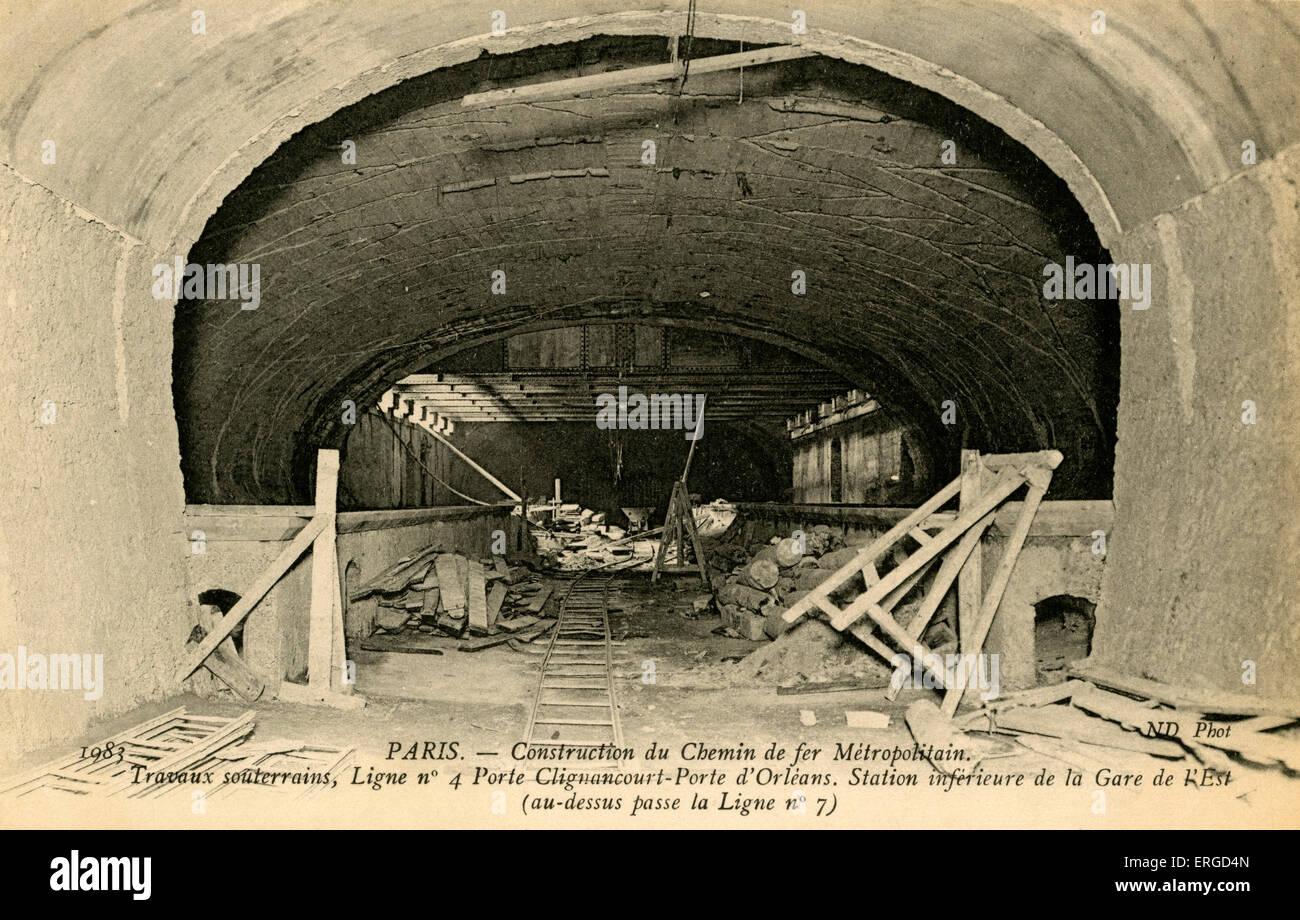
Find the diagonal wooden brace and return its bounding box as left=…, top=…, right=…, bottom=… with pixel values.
left=885, top=510, right=994, bottom=701
left=175, top=515, right=327, bottom=683
left=783, top=475, right=963, bottom=624
left=829, top=467, right=1031, bottom=632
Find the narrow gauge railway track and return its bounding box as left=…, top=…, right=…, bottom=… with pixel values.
left=522, top=560, right=637, bottom=753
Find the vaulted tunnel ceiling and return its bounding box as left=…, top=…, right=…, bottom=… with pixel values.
left=174, top=35, right=1118, bottom=505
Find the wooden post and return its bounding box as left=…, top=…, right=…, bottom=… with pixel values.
left=330, top=560, right=350, bottom=695
left=308, top=450, right=339, bottom=693
left=957, top=449, right=983, bottom=652
left=942, top=467, right=1051, bottom=717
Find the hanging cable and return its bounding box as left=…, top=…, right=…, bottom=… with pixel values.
left=680, top=0, right=698, bottom=88
left=374, top=410, right=492, bottom=506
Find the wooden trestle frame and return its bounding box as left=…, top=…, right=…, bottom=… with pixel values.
left=650, top=398, right=713, bottom=590
left=782, top=449, right=1062, bottom=717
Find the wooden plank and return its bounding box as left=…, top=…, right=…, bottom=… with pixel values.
left=783, top=474, right=963, bottom=624
left=458, top=632, right=514, bottom=652
left=486, top=583, right=507, bottom=629
left=831, top=468, right=1028, bottom=632
left=197, top=604, right=253, bottom=690
left=466, top=560, right=489, bottom=633
left=995, top=705, right=1186, bottom=757
left=957, top=449, right=983, bottom=656
left=308, top=450, right=339, bottom=693
left=436, top=554, right=467, bottom=616
left=188, top=621, right=263, bottom=702
left=980, top=450, right=1064, bottom=471
left=777, top=678, right=882, bottom=696
left=1068, top=663, right=1300, bottom=718
left=1069, top=685, right=1213, bottom=758
left=682, top=487, right=714, bottom=590
left=351, top=547, right=439, bottom=600
left=525, top=584, right=554, bottom=614
left=329, top=557, right=350, bottom=695
left=175, top=515, right=327, bottom=682
left=941, top=470, right=1050, bottom=716
left=358, top=640, right=445, bottom=656
left=0, top=709, right=189, bottom=796
left=460, top=44, right=815, bottom=106
left=885, top=513, right=992, bottom=702
left=984, top=679, right=1086, bottom=711
left=422, top=426, right=521, bottom=501
left=185, top=631, right=260, bottom=701
left=906, top=700, right=984, bottom=773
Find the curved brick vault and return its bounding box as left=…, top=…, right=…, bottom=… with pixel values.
left=4, top=3, right=1296, bottom=753
left=175, top=37, right=1117, bottom=504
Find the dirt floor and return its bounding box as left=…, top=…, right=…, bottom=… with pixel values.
left=4, top=572, right=1295, bottom=828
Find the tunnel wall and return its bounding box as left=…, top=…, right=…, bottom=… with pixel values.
left=0, top=168, right=191, bottom=759
left=184, top=505, right=512, bottom=684
left=1091, top=145, right=1300, bottom=698
left=1, top=2, right=1298, bottom=756
left=340, top=412, right=451, bottom=511
left=791, top=416, right=929, bottom=505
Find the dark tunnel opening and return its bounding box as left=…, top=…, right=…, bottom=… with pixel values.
left=172, top=33, right=1119, bottom=508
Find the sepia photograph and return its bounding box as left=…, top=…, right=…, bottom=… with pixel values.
left=0, top=0, right=1296, bottom=898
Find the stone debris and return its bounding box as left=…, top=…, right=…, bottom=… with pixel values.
left=705, top=521, right=953, bottom=656
left=526, top=499, right=734, bottom=572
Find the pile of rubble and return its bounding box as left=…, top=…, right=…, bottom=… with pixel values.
left=531, top=506, right=652, bottom=570
left=519, top=498, right=737, bottom=572
left=348, top=548, right=558, bottom=651
left=707, top=524, right=954, bottom=650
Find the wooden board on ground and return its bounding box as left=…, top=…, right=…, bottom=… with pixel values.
left=1069, top=662, right=1300, bottom=718
left=457, top=633, right=514, bottom=652
left=525, top=584, right=554, bottom=614
left=186, top=627, right=264, bottom=701
left=206, top=744, right=355, bottom=801
left=435, top=554, right=466, bottom=616
left=0, top=709, right=256, bottom=799
left=351, top=546, right=440, bottom=601
left=359, top=632, right=453, bottom=655
left=906, top=699, right=982, bottom=773
left=466, top=560, right=489, bottom=633
left=513, top=619, right=555, bottom=643
left=497, top=615, right=539, bottom=633
left=985, top=680, right=1085, bottom=712
left=486, top=583, right=507, bottom=630
left=995, top=704, right=1185, bottom=758
left=777, top=678, right=883, bottom=696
